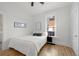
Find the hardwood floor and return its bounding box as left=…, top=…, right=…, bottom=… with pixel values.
left=0, top=44, right=75, bottom=56
left=38, top=44, right=75, bottom=56
left=0, top=48, right=25, bottom=56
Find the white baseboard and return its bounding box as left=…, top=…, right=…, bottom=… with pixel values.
left=53, top=41, right=72, bottom=48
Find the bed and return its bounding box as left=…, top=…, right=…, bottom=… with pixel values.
left=8, top=36, right=47, bottom=56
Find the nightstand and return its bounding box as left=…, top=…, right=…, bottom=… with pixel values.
left=47, top=36, right=55, bottom=45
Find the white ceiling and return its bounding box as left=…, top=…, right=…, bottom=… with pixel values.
left=16, top=2, right=72, bottom=16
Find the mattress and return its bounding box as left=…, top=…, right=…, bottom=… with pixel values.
left=8, top=36, right=47, bottom=56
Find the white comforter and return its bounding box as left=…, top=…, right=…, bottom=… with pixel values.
left=8, top=36, right=47, bottom=56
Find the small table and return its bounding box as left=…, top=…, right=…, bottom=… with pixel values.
left=47, top=36, right=56, bottom=45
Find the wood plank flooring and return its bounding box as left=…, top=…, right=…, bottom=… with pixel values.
left=0, top=44, right=75, bottom=56
left=0, top=48, right=25, bottom=56
left=38, top=44, right=75, bottom=56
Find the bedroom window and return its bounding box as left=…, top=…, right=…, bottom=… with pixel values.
left=47, top=16, right=56, bottom=36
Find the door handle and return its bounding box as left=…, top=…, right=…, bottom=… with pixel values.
left=74, top=35, right=78, bottom=37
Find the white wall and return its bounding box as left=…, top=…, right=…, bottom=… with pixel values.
left=0, top=3, right=32, bottom=50
left=32, top=6, right=72, bottom=47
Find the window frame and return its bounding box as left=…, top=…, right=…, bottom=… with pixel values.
left=47, top=16, right=56, bottom=37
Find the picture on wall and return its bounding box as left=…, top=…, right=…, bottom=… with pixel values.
left=14, top=22, right=26, bottom=28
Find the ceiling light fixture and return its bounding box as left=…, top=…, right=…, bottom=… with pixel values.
left=31, top=2, right=44, bottom=7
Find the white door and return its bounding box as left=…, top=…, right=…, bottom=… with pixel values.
left=78, top=3, right=79, bottom=56
left=72, top=3, right=78, bottom=56
left=0, top=14, right=2, bottom=50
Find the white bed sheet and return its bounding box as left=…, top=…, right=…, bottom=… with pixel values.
left=8, top=36, right=47, bottom=56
